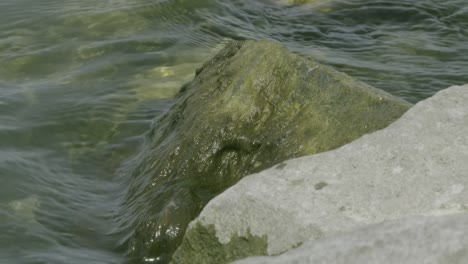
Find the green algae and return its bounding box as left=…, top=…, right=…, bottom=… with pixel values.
left=171, top=224, right=268, bottom=264
left=120, top=39, right=411, bottom=263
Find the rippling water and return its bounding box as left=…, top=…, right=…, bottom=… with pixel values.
left=0, top=0, right=467, bottom=263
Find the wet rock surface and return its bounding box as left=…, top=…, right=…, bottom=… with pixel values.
left=119, top=39, right=410, bottom=263
left=172, top=84, right=468, bottom=264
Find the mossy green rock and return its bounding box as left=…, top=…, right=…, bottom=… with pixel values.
left=172, top=223, right=268, bottom=264
left=121, top=39, right=411, bottom=263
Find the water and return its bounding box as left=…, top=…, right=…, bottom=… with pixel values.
left=0, top=0, right=467, bottom=263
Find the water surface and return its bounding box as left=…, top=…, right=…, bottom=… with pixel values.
left=0, top=0, right=467, bottom=263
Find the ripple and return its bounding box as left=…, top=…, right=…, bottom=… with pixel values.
left=1, top=0, right=468, bottom=263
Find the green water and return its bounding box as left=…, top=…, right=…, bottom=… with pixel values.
left=0, top=0, right=467, bottom=263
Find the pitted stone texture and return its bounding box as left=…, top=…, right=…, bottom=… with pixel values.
left=173, top=84, right=468, bottom=263
left=234, top=213, right=468, bottom=264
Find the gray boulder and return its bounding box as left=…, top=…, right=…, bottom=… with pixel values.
left=234, top=213, right=468, bottom=264
left=172, top=84, right=468, bottom=263
left=119, top=39, right=410, bottom=263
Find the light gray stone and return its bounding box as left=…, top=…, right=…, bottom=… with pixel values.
left=174, top=84, right=468, bottom=263
left=233, top=213, right=468, bottom=264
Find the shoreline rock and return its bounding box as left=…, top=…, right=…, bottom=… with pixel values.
left=234, top=213, right=468, bottom=264
left=119, top=39, right=410, bottom=263
left=172, top=84, right=468, bottom=263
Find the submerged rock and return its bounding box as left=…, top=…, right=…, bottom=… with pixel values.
left=120, top=39, right=410, bottom=263
left=278, top=0, right=330, bottom=5
left=234, top=213, right=468, bottom=264
left=172, top=84, right=468, bottom=264
left=7, top=194, right=40, bottom=223
left=274, top=0, right=335, bottom=11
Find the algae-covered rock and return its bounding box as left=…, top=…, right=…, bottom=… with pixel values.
left=120, top=39, right=410, bottom=263
left=173, top=84, right=468, bottom=264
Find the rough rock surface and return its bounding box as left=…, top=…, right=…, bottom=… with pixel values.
left=172, top=84, right=468, bottom=264
left=119, top=39, right=410, bottom=263
left=233, top=213, right=468, bottom=264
